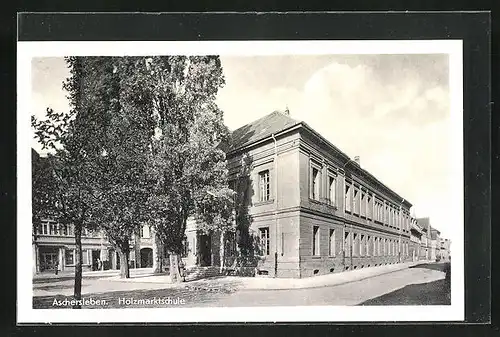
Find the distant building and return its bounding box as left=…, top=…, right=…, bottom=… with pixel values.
left=430, top=227, right=441, bottom=261
left=416, top=217, right=442, bottom=261
left=31, top=149, right=154, bottom=274
left=417, top=217, right=431, bottom=260
left=440, top=238, right=451, bottom=261
left=409, top=217, right=424, bottom=261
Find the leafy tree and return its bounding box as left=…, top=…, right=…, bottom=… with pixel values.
left=31, top=149, right=57, bottom=238
left=145, top=56, right=230, bottom=282
left=88, top=56, right=155, bottom=278
left=31, top=57, right=105, bottom=308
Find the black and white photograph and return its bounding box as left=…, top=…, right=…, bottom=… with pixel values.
left=17, top=39, right=464, bottom=323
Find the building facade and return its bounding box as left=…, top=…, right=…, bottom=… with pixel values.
left=217, top=111, right=413, bottom=278
left=409, top=217, right=424, bottom=261
left=32, top=221, right=156, bottom=274
left=430, top=228, right=441, bottom=261
left=440, top=238, right=451, bottom=261
left=416, top=217, right=443, bottom=261
left=32, top=111, right=418, bottom=278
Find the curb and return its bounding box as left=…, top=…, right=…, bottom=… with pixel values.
left=231, top=261, right=431, bottom=291
left=33, top=271, right=160, bottom=283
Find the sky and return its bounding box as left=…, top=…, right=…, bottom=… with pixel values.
left=31, top=54, right=453, bottom=239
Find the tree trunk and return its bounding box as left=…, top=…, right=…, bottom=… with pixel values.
left=169, top=253, right=182, bottom=283
left=152, top=230, right=163, bottom=274
left=219, top=231, right=225, bottom=274
left=73, top=224, right=83, bottom=309
left=118, top=248, right=130, bottom=278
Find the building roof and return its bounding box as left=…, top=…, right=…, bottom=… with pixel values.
left=228, top=111, right=412, bottom=208
left=228, top=110, right=301, bottom=152
left=417, top=217, right=430, bottom=229
left=430, top=227, right=441, bottom=239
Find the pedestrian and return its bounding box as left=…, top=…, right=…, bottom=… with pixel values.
left=54, top=259, right=59, bottom=275
left=98, top=258, right=103, bottom=271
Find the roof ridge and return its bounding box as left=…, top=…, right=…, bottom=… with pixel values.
left=231, top=110, right=299, bottom=133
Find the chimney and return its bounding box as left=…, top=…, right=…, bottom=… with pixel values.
left=354, top=156, right=360, bottom=165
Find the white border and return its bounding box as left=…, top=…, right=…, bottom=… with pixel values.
left=17, top=40, right=464, bottom=323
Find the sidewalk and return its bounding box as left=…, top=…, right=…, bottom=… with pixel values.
left=33, top=267, right=157, bottom=283
left=185, top=260, right=435, bottom=291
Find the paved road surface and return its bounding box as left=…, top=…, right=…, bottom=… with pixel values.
left=199, top=263, right=448, bottom=307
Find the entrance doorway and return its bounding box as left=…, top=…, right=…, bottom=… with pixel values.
left=91, top=250, right=100, bottom=270
left=39, top=247, right=58, bottom=272
left=140, top=248, right=153, bottom=268
left=199, top=234, right=212, bottom=266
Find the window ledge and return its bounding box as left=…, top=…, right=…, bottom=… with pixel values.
left=311, top=256, right=321, bottom=259
left=254, top=199, right=274, bottom=207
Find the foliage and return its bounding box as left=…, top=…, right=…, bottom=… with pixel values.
left=144, top=56, right=231, bottom=254
left=83, top=57, right=155, bottom=274
left=31, top=57, right=103, bottom=230
left=31, top=56, right=106, bottom=305
left=31, top=149, right=58, bottom=235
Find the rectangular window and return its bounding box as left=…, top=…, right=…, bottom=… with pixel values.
left=367, top=195, right=372, bottom=219
left=311, top=167, right=321, bottom=201
left=344, top=231, right=351, bottom=257
left=49, top=223, right=57, bottom=235
left=366, top=235, right=371, bottom=256
left=360, top=234, right=365, bottom=256
left=328, top=176, right=336, bottom=206
left=353, top=233, right=359, bottom=257
left=65, top=250, right=74, bottom=265
left=329, top=229, right=336, bottom=256
left=62, top=225, right=68, bottom=236
left=82, top=250, right=89, bottom=265
left=345, top=183, right=352, bottom=212
left=259, top=227, right=270, bottom=256
left=141, top=225, right=150, bottom=238
left=42, top=222, right=48, bottom=235
left=353, top=188, right=360, bottom=215
left=259, top=170, right=270, bottom=202
left=313, top=226, right=320, bottom=256
left=360, top=192, right=366, bottom=216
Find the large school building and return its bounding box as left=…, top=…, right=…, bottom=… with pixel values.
left=178, top=110, right=414, bottom=278
left=32, top=110, right=416, bottom=278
